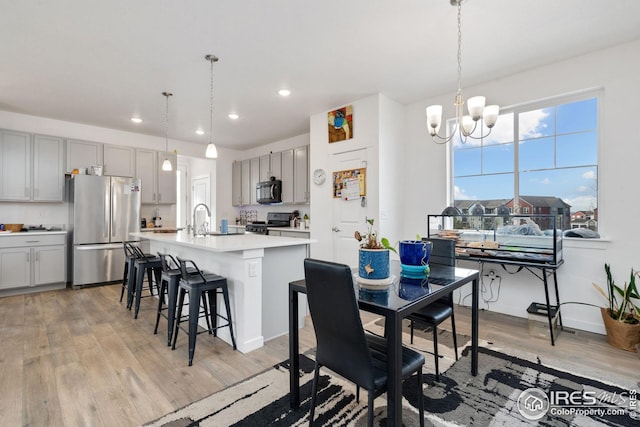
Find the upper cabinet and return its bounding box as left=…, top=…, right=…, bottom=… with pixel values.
left=230, top=145, right=309, bottom=206
left=33, top=135, right=64, bottom=201
left=103, top=145, right=135, bottom=177
left=135, top=149, right=176, bottom=204
left=249, top=157, right=260, bottom=205
left=280, top=149, right=294, bottom=204
left=232, top=161, right=243, bottom=207
left=66, top=139, right=103, bottom=173
left=293, top=145, right=309, bottom=204
left=0, top=130, right=63, bottom=202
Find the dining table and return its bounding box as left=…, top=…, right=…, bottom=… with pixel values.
left=288, top=261, right=480, bottom=427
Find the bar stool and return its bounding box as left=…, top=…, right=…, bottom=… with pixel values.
left=130, top=246, right=162, bottom=319
left=154, top=253, right=197, bottom=346
left=120, top=242, right=155, bottom=307
left=172, top=257, right=237, bottom=366
left=119, top=242, right=138, bottom=304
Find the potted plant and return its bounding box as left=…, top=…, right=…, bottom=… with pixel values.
left=592, top=263, right=640, bottom=351
left=355, top=218, right=396, bottom=280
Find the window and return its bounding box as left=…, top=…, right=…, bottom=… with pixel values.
left=451, top=92, right=599, bottom=232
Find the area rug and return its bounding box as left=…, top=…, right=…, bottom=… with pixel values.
left=143, top=326, right=639, bottom=427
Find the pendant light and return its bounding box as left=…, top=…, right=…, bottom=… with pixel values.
left=161, top=91, right=173, bottom=171
left=205, top=54, right=219, bottom=159
left=426, top=0, right=499, bottom=144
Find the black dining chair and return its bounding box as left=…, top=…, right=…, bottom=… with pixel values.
left=407, top=237, right=459, bottom=380
left=304, top=258, right=425, bottom=427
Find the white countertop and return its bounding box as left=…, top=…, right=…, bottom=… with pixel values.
left=131, top=230, right=315, bottom=253
left=0, top=230, right=67, bottom=236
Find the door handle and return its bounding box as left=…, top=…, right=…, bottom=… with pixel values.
left=332, top=226, right=341, bottom=232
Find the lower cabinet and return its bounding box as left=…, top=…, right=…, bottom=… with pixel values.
left=268, top=230, right=310, bottom=238
left=0, top=234, right=67, bottom=295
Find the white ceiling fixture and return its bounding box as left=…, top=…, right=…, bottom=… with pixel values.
left=278, top=89, right=291, bottom=97
left=131, top=117, right=142, bottom=123
left=205, top=54, right=219, bottom=159
left=426, top=0, right=499, bottom=145
left=196, top=129, right=205, bottom=135
left=161, top=91, right=173, bottom=171
left=228, top=113, right=239, bottom=120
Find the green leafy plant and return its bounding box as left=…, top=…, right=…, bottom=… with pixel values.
left=593, top=263, right=640, bottom=324
left=354, top=217, right=397, bottom=254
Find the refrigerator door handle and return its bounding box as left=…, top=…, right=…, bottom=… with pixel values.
left=76, top=243, right=124, bottom=251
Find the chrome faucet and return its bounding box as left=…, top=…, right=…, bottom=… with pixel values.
left=192, top=203, right=211, bottom=236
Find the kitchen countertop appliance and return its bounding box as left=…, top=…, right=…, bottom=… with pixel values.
left=69, top=174, right=141, bottom=287
left=245, top=212, right=291, bottom=234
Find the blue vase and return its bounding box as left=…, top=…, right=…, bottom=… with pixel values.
left=399, top=240, right=432, bottom=266
left=358, top=249, right=390, bottom=279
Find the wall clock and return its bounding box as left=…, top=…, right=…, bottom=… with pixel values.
left=313, top=168, right=326, bottom=185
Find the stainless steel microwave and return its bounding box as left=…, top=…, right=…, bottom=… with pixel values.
left=256, top=179, right=282, bottom=204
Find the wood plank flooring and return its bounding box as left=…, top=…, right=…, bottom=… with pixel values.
left=0, top=283, right=637, bottom=427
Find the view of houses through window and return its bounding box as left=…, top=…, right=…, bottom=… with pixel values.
left=450, top=92, right=599, bottom=233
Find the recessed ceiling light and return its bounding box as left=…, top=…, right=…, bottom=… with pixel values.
left=131, top=117, right=142, bottom=123
left=278, top=89, right=291, bottom=97
left=195, top=129, right=205, bottom=135
left=228, top=113, right=239, bottom=120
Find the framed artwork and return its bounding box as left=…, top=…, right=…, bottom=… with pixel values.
left=332, top=167, right=366, bottom=199
left=328, top=105, right=353, bottom=143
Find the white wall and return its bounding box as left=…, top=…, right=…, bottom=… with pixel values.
left=401, top=39, right=640, bottom=334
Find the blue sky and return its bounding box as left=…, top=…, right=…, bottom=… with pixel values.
left=452, top=98, right=598, bottom=212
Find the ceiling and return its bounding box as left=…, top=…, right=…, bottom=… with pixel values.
left=2, top=1, right=640, bottom=152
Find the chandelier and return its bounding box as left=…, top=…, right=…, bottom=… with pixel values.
left=426, top=0, right=499, bottom=144
left=161, top=91, right=173, bottom=171
left=204, top=54, right=219, bottom=159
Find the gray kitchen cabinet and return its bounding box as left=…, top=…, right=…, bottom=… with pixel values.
left=259, top=154, right=271, bottom=181
left=280, top=149, right=294, bottom=204
left=268, top=229, right=309, bottom=238
left=0, top=130, right=31, bottom=201
left=293, top=145, right=309, bottom=203
left=33, top=245, right=66, bottom=285
left=157, top=152, right=177, bottom=204
left=241, top=159, right=251, bottom=205
left=33, top=134, right=64, bottom=201
left=135, top=149, right=177, bottom=204
left=103, top=144, right=135, bottom=177
left=0, top=131, right=64, bottom=202
left=232, top=161, right=242, bottom=206
left=0, top=233, right=66, bottom=294
left=250, top=157, right=260, bottom=205
left=0, top=247, right=31, bottom=289
left=66, top=139, right=103, bottom=173
left=270, top=152, right=282, bottom=180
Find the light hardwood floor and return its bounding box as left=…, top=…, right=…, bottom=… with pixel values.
left=0, top=283, right=637, bottom=427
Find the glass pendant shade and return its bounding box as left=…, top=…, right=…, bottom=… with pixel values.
left=205, top=143, right=218, bottom=159
left=467, top=96, right=485, bottom=120
left=162, top=158, right=172, bottom=171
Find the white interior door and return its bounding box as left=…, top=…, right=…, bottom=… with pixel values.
left=331, top=149, right=369, bottom=267
left=192, top=175, right=211, bottom=231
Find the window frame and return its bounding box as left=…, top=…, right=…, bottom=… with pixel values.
left=447, top=88, right=603, bottom=236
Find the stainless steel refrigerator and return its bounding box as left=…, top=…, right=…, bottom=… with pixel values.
left=69, top=175, right=141, bottom=287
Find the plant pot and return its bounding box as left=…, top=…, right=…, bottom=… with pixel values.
left=358, top=249, right=389, bottom=280
left=600, top=307, right=640, bottom=351
left=399, top=240, right=431, bottom=266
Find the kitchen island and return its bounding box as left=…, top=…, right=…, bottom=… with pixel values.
left=130, top=231, right=314, bottom=353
